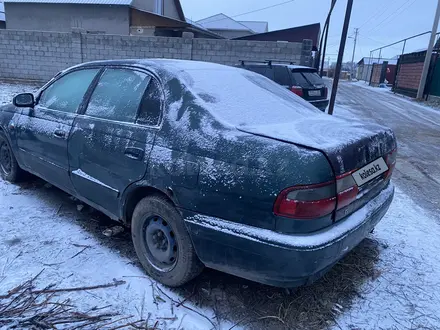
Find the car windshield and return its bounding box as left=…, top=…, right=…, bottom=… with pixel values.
left=175, top=65, right=322, bottom=127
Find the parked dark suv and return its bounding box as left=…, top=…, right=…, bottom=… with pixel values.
left=238, top=61, right=329, bottom=111
left=0, top=60, right=396, bottom=288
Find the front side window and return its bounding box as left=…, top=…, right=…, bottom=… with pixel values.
left=85, top=69, right=151, bottom=123
left=38, top=69, right=99, bottom=113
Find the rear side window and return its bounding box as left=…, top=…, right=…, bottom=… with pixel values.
left=137, top=79, right=163, bottom=126
left=273, top=66, right=291, bottom=86
left=86, top=69, right=151, bottom=123
left=39, top=69, right=99, bottom=113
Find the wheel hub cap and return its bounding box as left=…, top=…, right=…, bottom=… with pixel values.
left=144, top=217, right=177, bottom=268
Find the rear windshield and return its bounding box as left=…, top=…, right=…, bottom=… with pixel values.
left=291, top=70, right=324, bottom=86
left=302, top=71, right=324, bottom=85
left=175, top=65, right=322, bottom=127
left=291, top=72, right=309, bottom=86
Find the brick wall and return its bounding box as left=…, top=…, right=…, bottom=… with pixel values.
left=370, top=63, right=382, bottom=85
left=0, top=29, right=312, bottom=81
left=396, top=62, right=424, bottom=90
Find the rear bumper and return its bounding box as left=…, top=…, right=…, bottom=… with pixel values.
left=309, top=99, right=329, bottom=111
left=184, top=183, right=394, bottom=287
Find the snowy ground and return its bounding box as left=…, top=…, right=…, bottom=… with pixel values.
left=1, top=81, right=440, bottom=329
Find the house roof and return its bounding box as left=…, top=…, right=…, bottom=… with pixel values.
left=197, top=13, right=256, bottom=32
left=3, top=0, right=185, bottom=21
left=357, top=57, right=398, bottom=65
left=3, top=0, right=132, bottom=4
left=238, top=21, right=268, bottom=34
left=233, top=23, right=321, bottom=51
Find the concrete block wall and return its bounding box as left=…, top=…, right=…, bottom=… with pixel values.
left=0, top=30, right=77, bottom=81
left=0, top=29, right=311, bottom=81
left=191, top=39, right=303, bottom=65
left=81, top=34, right=192, bottom=62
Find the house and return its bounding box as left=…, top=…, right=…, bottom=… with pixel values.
left=356, top=57, right=398, bottom=82
left=3, top=0, right=220, bottom=38
left=196, top=13, right=268, bottom=39
left=0, top=2, right=5, bottom=29
left=234, top=23, right=321, bottom=52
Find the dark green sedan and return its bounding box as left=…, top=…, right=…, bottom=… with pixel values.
left=0, top=60, right=396, bottom=288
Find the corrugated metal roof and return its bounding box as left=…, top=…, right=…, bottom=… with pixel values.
left=3, top=0, right=132, bottom=5
left=238, top=21, right=268, bottom=34
left=197, top=13, right=252, bottom=32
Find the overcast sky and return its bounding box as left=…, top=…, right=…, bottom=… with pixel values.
left=181, top=0, right=438, bottom=63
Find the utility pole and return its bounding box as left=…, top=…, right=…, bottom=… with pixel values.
left=350, top=28, right=359, bottom=76
left=328, top=0, right=354, bottom=115
left=319, top=0, right=337, bottom=76
left=417, top=0, right=440, bottom=99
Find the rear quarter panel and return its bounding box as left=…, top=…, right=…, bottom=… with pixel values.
left=146, top=77, right=334, bottom=232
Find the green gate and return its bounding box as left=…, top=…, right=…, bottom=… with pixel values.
left=429, top=57, right=440, bottom=97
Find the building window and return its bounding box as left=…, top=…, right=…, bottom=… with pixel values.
left=155, top=0, right=164, bottom=15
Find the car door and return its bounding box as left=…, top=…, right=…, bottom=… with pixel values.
left=68, top=67, right=162, bottom=218
left=16, top=68, right=100, bottom=192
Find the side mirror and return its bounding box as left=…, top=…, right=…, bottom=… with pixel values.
left=13, top=93, right=35, bottom=108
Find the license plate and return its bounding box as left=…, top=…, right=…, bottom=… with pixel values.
left=352, top=158, right=389, bottom=186
left=308, top=90, right=321, bottom=97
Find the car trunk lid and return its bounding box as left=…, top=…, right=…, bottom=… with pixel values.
left=238, top=117, right=397, bottom=219
left=238, top=117, right=396, bottom=176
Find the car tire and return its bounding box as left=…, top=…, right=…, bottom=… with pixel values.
left=131, top=195, right=204, bottom=287
left=0, top=131, right=25, bottom=183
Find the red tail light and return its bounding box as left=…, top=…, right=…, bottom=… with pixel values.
left=384, top=148, right=397, bottom=179
left=273, top=182, right=336, bottom=219
left=274, top=172, right=360, bottom=219
left=290, top=86, right=303, bottom=97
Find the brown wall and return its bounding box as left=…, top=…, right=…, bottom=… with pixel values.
left=396, top=62, right=424, bottom=90
left=371, top=63, right=382, bottom=85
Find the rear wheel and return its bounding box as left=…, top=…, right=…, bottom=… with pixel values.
left=0, top=131, right=24, bottom=183
left=131, top=195, right=204, bottom=287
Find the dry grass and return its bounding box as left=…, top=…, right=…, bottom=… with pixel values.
left=172, top=237, right=383, bottom=330
left=0, top=271, right=157, bottom=329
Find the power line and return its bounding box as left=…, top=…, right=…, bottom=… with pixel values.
left=199, top=0, right=296, bottom=25
left=365, top=0, right=417, bottom=34
left=358, top=0, right=400, bottom=29
left=231, top=0, right=296, bottom=18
